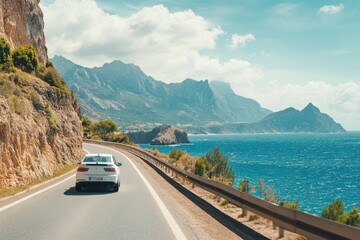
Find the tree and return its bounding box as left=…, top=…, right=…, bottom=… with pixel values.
left=259, top=179, right=264, bottom=199
left=11, top=44, right=38, bottom=73
left=0, top=37, right=11, bottom=64
left=169, top=149, right=184, bottom=162
left=238, top=180, right=256, bottom=194
left=321, top=199, right=344, bottom=221
left=338, top=207, right=360, bottom=227
left=92, top=120, right=119, bottom=140
left=194, top=157, right=206, bottom=176
left=204, top=145, right=235, bottom=183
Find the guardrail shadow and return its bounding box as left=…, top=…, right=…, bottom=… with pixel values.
left=144, top=160, right=269, bottom=240
left=64, top=187, right=114, bottom=196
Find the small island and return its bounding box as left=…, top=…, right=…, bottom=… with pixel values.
left=126, top=125, right=190, bottom=145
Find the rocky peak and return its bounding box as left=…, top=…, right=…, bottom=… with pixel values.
left=0, top=0, right=47, bottom=65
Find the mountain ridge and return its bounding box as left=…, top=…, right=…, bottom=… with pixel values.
left=52, top=55, right=272, bottom=129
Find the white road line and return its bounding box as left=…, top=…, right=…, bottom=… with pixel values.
left=0, top=174, right=74, bottom=213
left=0, top=148, right=90, bottom=213
left=86, top=144, right=187, bottom=240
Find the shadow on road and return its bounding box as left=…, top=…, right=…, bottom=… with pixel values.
left=64, top=187, right=114, bottom=196
left=144, top=160, right=270, bottom=240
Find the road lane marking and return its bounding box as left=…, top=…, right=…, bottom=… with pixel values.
left=85, top=144, right=187, bottom=240
left=0, top=174, right=75, bottom=213
left=0, top=149, right=90, bottom=213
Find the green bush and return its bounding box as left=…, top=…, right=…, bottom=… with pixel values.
left=11, top=44, right=38, bottom=73
left=321, top=199, right=344, bottom=221
left=92, top=120, right=119, bottom=140
left=45, top=104, right=56, bottom=129
left=0, top=38, right=13, bottom=72
left=194, top=157, right=206, bottom=176
left=8, top=95, right=25, bottom=117
left=42, top=67, right=66, bottom=89
left=0, top=37, right=11, bottom=64
left=28, top=90, right=43, bottom=110
left=169, top=149, right=184, bottom=162
left=204, top=146, right=235, bottom=183
left=238, top=179, right=256, bottom=194
left=282, top=200, right=299, bottom=210
left=338, top=207, right=360, bottom=227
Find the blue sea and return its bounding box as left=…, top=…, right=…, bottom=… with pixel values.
left=140, top=133, right=360, bottom=216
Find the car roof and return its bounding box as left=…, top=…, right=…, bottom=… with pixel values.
left=84, top=153, right=113, bottom=157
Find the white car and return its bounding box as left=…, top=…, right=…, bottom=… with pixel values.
left=75, top=154, right=122, bottom=192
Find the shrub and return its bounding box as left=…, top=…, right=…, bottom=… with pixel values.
left=28, top=90, right=43, bottom=110
left=42, top=67, right=66, bottom=89
left=220, top=199, right=229, bottom=207
left=338, top=207, right=360, bottom=227
left=8, top=95, right=25, bottom=117
left=92, top=120, right=119, bottom=140
left=282, top=200, right=299, bottom=210
left=169, top=149, right=184, bottom=162
left=321, top=199, right=344, bottom=221
left=0, top=37, right=11, bottom=64
left=45, top=104, right=56, bottom=129
left=204, top=145, right=235, bottom=183
left=194, top=157, right=206, bottom=176
left=0, top=38, right=13, bottom=72
left=11, top=44, right=38, bottom=73
left=238, top=179, right=256, bottom=194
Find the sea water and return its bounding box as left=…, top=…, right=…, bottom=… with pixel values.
left=140, top=132, right=360, bottom=216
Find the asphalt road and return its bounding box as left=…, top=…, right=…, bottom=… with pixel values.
left=0, top=143, right=181, bottom=240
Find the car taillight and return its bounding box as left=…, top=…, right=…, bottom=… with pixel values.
left=104, top=168, right=116, bottom=172
left=77, top=167, right=89, bottom=172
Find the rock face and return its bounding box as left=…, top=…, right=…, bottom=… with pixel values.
left=0, top=73, right=83, bottom=187
left=127, top=125, right=190, bottom=145
left=0, top=1, right=82, bottom=187
left=0, top=0, right=47, bottom=65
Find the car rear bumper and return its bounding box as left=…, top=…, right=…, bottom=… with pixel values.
left=76, top=181, right=118, bottom=187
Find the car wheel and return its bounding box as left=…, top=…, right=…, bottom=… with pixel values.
left=75, top=184, right=82, bottom=192
left=113, top=182, right=119, bottom=192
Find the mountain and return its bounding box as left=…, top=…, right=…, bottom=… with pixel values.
left=210, top=81, right=271, bottom=123
left=0, top=0, right=82, bottom=187
left=51, top=56, right=271, bottom=129
left=204, top=103, right=346, bottom=133
left=257, top=103, right=345, bottom=132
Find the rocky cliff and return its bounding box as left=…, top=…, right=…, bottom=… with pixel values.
left=127, top=125, right=190, bottom=145
left=0, top=0, right=82, bottom=187
left=0, top=0, right=47, bottom=65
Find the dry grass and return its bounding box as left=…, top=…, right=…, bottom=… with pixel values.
left=0, top=163, right=77, bottom=199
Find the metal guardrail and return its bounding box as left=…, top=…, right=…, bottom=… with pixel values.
left=84, top=139, right=360, bottom=240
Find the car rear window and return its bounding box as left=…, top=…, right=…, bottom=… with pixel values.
left=83, top=156, right=112, bottom=163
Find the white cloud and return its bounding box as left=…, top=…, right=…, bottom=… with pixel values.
left=42, top=0, right=261, bottom=84
left=230, top=33, right=255, bottom=48
left=319, top=4, right=344, bottom=14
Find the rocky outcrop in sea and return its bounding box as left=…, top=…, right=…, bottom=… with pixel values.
left=127, top=125, right=190, bottom=145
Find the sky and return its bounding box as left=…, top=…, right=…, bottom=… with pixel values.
left=40, top=0, right=360, bottom=130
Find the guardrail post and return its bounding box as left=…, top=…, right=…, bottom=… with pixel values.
left=278, top=202, right=284, bottom=238
left=278, top=226, right=284, bottom=238
left=241, top=208, right=248, bottom=217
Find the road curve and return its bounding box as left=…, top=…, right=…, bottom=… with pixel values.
left=0, top=143, right=179, bottom=240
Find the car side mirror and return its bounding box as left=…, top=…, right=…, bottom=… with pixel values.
left=117, top=162, right=122, bottom=167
